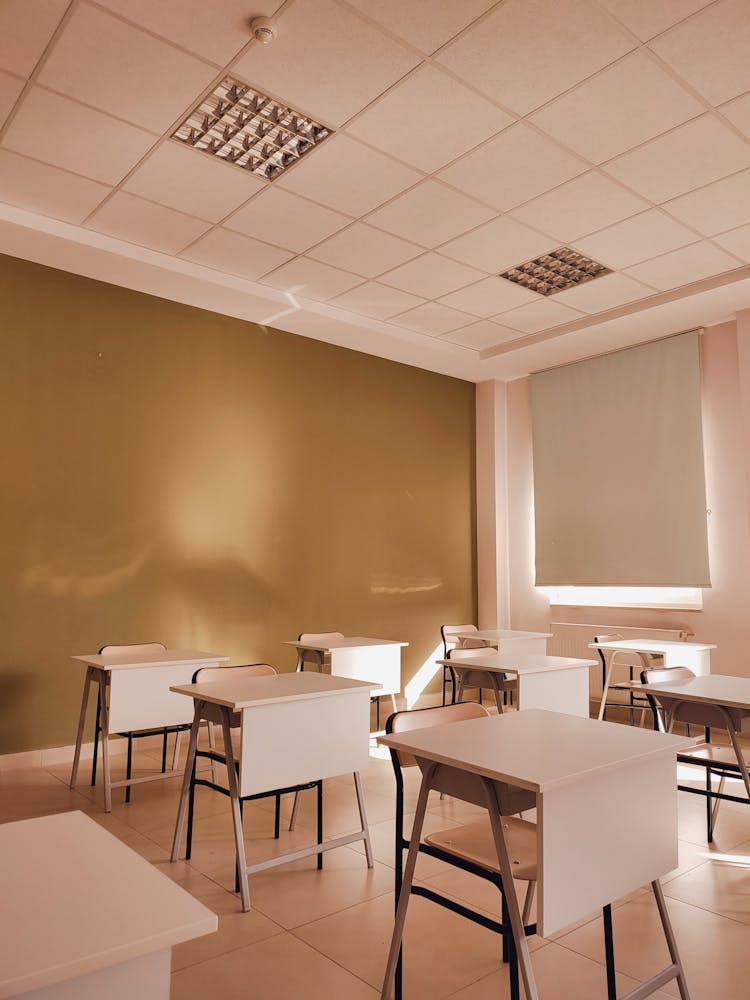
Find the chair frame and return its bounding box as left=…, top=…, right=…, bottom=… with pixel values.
left=595, top=633, right=658, bottom=725
left=642, top=665, right=750, bottom=843
left=386, top=704, right=536, bottom=1000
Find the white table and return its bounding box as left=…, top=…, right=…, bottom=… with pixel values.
left=70, top=648, right=227, bottom=812
left=285, top=635, right=407, bottom=714
left=379, top=710, right=694, bottom=1000
left=170, top=671, right=378, bottom=912
left=640, top=673, right=750, bottom=837
left=437, top=650, right=595, bottom=717
left=590, top=638, right=717, bottom=721
left=455, top=629, right=551, bottom=654
left=0, top=811, right=216, bottom=1000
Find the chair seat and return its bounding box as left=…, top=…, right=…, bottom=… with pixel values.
left=425, top=816, right=537, bottom=881
left=679, top=743, right=750, bottom=771
left=452, top=667, right=517, bottom=692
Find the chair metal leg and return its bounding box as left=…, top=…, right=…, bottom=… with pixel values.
left=390, top=693, right=398, bottom=714
left=274, top=794, right=281, bottom=839
left=490, top=675, right=504, bottom=714
left=317, top=779, right=324, bottom=870
left=125, top=732, right=133, bottom=804
left=171, top=705, right=202, bottom=862
left=603, top=904, right=617, bottom=1000
left=381, top=762, right=438, bottom=1000
left=91, top=688, right=101, bottom=786
left=222, top=708, right=251, bottom=912
left=98, top=677, right=112, bottom=813
left=711, top=775, right=725, bottom=838
left=186, top=749, right=197, bottom=861
left=172, top=729, right=182, bottom=771
left=522, top=881, right=536, bottom=925
left=161, top=727, right=168, bottom=773
left=207, top=721, right=218, bottom=783
left=70, top=667, right=93, bottom=790
left=235, top=799, right=244, bottom=894
left=289, top=790, right=301, bottom=831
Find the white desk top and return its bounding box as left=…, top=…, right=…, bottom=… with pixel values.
left=456, top=629, right=552, bottom=642
left=0, top=811, right=216, bottom=998
left=379, top=710, right=694, bottom=794
left=72, top=648, right=229, bottom=671
left=437, top=650, right=596, bottom=675
left=589, top=639, right=716, bottom=654
left=171, top=670, right=379, bottom=710
left=640, top=673, right=750, bottom=712
left=284, top=636, right=408, bottom=652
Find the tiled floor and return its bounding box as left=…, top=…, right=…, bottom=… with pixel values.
left=2, top=729, right=750, bottom=998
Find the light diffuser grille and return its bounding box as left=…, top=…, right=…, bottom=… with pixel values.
left=172, top=77, right=332, bottom=180
left=500, top=247, right=611, bottom=296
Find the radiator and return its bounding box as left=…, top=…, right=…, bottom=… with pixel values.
left=550, top=622, right=693, bottom=700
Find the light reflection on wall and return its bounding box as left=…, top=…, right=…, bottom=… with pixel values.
left=404, top=641, right=444, bottom=709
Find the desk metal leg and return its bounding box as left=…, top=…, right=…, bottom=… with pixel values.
left=381, top=762, right=438, bottom=1000
left=70, top=666, right=93, bottom=790
left=98, top=675, right=112, bottom=813
left=353, top=771, right=373, bottom=868
left=598, top=656, right=616, bottom=721
left=221, top=708, right=251, bottom=912
left=482, top=777, right=539, bottom=1000
left=651, top=880, right=691, bottom=1000
left=91, top=689, right=101, bottom=785
left=171, top=704, right=202, bottom=862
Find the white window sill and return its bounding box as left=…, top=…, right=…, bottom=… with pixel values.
left=538, top=586, right=703, bottom=611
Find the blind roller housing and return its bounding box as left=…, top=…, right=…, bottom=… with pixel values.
left=530, top=332, right=710, bottom=588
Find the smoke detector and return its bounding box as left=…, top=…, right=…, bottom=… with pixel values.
left=250, top=16, right=278, bottom=43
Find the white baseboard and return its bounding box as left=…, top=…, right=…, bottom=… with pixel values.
left=0, top=734, right=168, bottom=771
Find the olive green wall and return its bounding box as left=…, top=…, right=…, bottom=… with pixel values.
left=0, top=253, right=476, bottom=754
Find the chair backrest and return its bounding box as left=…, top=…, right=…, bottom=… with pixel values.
left=593, top=633, right=623, bottom=671
left=296, top=632, right=343, bottom=669
left=99, top=642, right=166, bottom=656
left=387, top=702, right=534, bottom=815
left=640, top=664, right=726, bottom=730
left=192, top=663, right=276, bottom=684
left=640, top=665, right=694, bottom=686
left=441, top=624, right=489, bottom=657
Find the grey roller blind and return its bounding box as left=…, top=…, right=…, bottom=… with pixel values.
left=530, top=332, right=710, bottom=587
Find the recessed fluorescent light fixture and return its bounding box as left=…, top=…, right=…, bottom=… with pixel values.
left=499, top=246, right=611, bottom=296
left=172, top=76, right=332, bottom=181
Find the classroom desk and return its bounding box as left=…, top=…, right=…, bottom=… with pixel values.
left=436, top=651, right=595, bottom=717
left=379, top=710, right=694, bottom=1000
left=455, top=629, right=551, bottom=653
left=0, top=810, right=216, bottom=1000
left=640, top=673, right=750, bottom=816
left=70, top=648, right=228, bottom=812
left=590, top=639, right=717, bottom=721
left=170, top=671, right=378, bottom=912
left=285, top=635, right=407, bottom=712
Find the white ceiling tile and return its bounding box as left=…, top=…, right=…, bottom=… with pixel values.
left=260, top=257, right=363, bottom=301
left=379, top=252, right=484, bottom=298
left=0, top=149, right=110, bottom=223
left=437, top=0, right=634, bottom=115
left=233, top=0, right=419, bottom=128
left=495, top=297, right=584, bottom=333
left=440, top=216, right=558, bottom=273
left=1, top=87, right=155, bottom=184
left=93, top=0, right=277, bottom=65
left=650, top=0, right=750, bottom=106
left=551, top=272, right=656, bottom=313
left=440, top=320, right=522, bottom=350
left=344, top=0, right=497, bottom=54
left=123, top=141, right=264, bottom=223
left=595, top=0, right=712, bottom=41
left=225, top=188, right=351, bottom=253
left=572, top=209, right=698, bottom=269
left=713, top=224, right=750, bottom=262
left=624, top=241, right=742, bottom=290
left=346, top=64, right=512, bottom=173
left=0, top=70, right=23, bottom=127
left=87, top=191, right=211, bottom=254
left=390, top=301, right=474, bottom=336
left=721, top=92, right=750, bottom=140
left=307, top=223, right=422, bottom=278
left=437, top=277, right=539, bottom=317
left=530, top=52, right=703, bottom=163
left=365, top=180, right=495, bottom=248
left=276, top=134, right=421, bottom=217
left=181, top=228, right=293, bottom=281
left=437, top=123, right=586, bottom=212
left=510, top=172, right=648, bottom=242
left=38, top=5, right=216, bottom=134
left=604, top=115, right=750, bottom=203
left=329, top=282, right=426, bottom=319
left=0, top=0, right=68, bottom=77
left=662, top=170, right=750, bottom=235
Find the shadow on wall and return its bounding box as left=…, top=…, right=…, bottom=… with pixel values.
left=0, top=670, right=38, bottom=753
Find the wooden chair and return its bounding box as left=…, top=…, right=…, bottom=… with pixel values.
left=92, top=642, right=186, bottom=803
left=386, top=702, right=537, bottom=1000
left=185, top=664, right=323, bottom=890
left=641, top=665, right=750, bottom=842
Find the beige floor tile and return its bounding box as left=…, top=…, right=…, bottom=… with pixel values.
left=0, top=767, right=90, bottom=822
left=347, top=810, right=462, bottom=877
left=253, top=774, right=397, bottom=834
left=664, top=837, right=750, bottom=925
left=675, top=783, right=750, bottom=850
left=447, top=940, right=673, bottom=999
left=555, top=889, right=750, bottom=999
left=170, top=931, right=378, bottom=999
